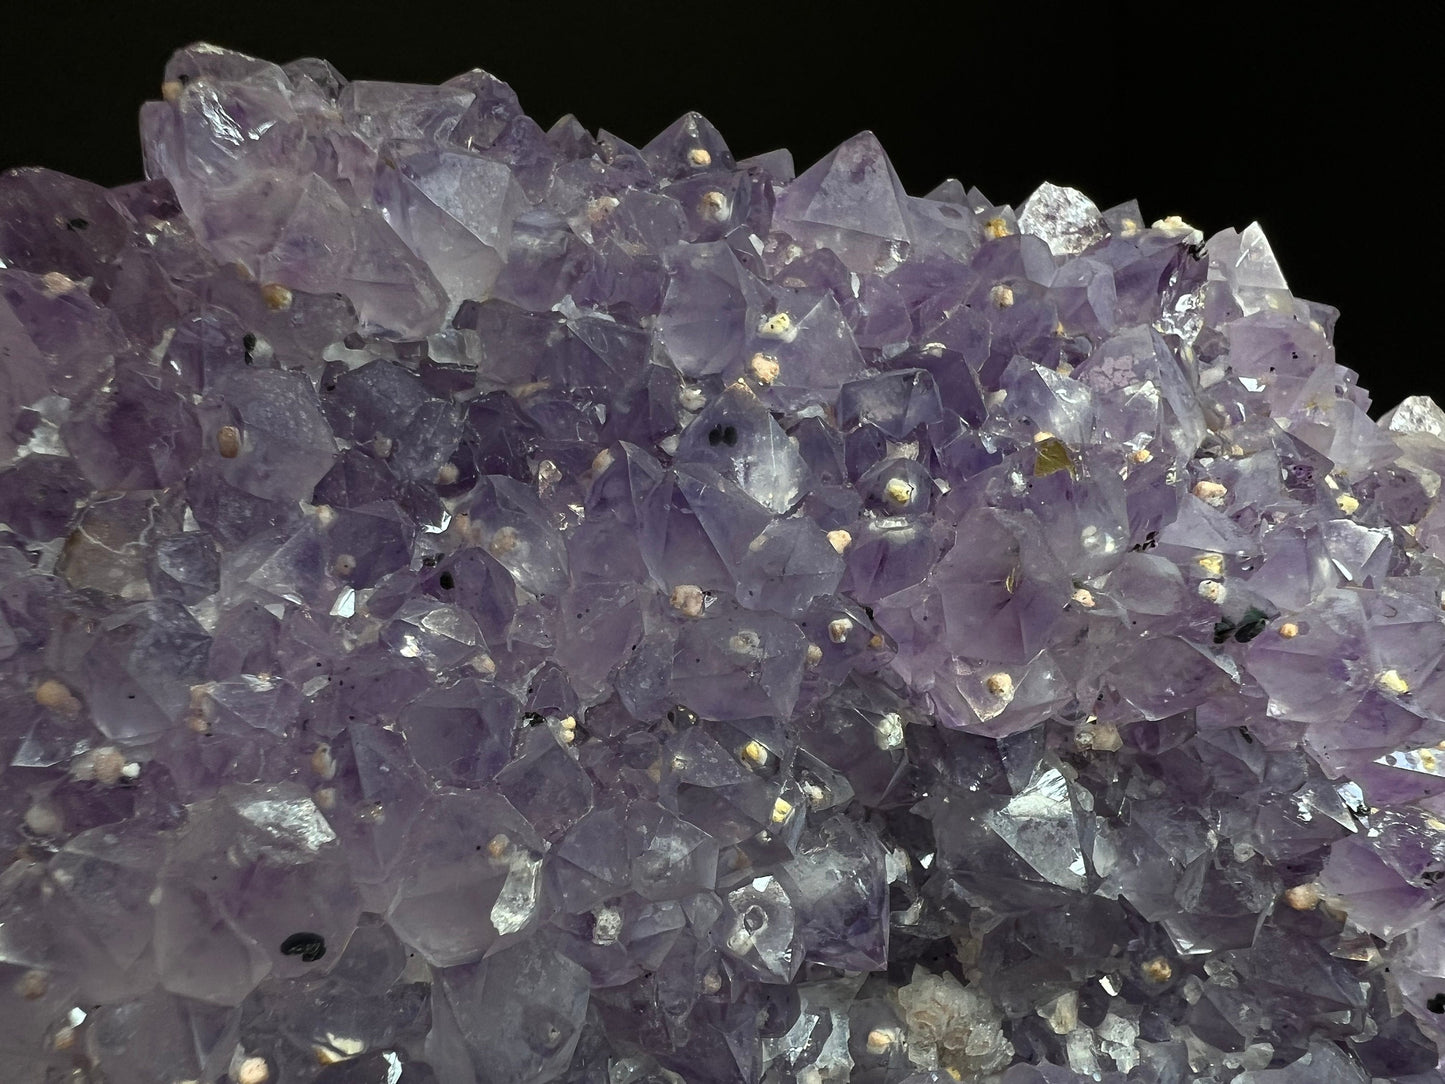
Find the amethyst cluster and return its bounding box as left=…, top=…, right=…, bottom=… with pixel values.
left=2, top=42, right=1445, bottom=1084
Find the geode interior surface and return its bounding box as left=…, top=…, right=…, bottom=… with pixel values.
left=2, top=42, right=1445, bottom=1084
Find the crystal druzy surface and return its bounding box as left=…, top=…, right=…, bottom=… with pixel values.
left=2, top=42, right=1445, bottom=1084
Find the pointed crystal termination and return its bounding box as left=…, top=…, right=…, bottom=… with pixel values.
left=1, top=39, right=1443, bottom=1084
left=772, top=131, right=912, bottom=273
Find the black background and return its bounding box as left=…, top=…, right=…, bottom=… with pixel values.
left=1, top=1, right=1434, bottom=414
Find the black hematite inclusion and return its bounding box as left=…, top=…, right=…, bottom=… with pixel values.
left=279, top=932, right=327, bottom=962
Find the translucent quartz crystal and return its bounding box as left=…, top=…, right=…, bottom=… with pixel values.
left=1, top=40, right=1445, bottom=1084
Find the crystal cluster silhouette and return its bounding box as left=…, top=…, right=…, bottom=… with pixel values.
left=2, top=42, right=1444, bottom=1084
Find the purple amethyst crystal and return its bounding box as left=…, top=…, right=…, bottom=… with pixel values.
left=1, top=41, right=1444, bottom=1084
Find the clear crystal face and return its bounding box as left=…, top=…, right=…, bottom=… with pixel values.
left=1, top=41, right=1444, bottom=1084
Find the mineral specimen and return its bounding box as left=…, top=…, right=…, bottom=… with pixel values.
left=1, top=41, right=1444, bottom=1084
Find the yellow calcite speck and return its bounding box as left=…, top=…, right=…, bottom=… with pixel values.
left=1376, top=668, right=1410, bottom=695
left=865, top=1028, right=896, bottom=1054
left=1141, top=956, right=1172, bottom=983
left=884, top=477, right=915, bottom=506
left=748, top=352, right=780, bottom=385
left=1196, top=553, right=1225, bottom=577
left=758, top=312, right=793, bottom=337
left=1192, top=480, right=1227, bottom=505
left=217, top=425, right=242, bottom=458
left=698, top=190, right=729, bottom=219
left=1283, top=883, right=1322, bottom=910
left=310, top=744, right=336, bottom=780
left=669, top=583, right=705, bottom=617
left=741, top=740, right=768, bottom=767
left=35, top=679, right=79, bottom=712
left=1034, top=437, right=1075, bottom=478
left=260, top=282, right=293, bottom=311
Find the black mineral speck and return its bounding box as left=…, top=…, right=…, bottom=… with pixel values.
left=667, top=705, right=698, bottom=728
left=280, top=931, right=326, bottom=962
left=1428, top=992, right=1445, bottom=1014
left=1233, top=608, right=1270, bottom=643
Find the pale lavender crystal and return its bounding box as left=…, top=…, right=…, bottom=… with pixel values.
left=2, top=40, right=1445, bottom=1084
left=771, top=132, right=911, bottom=273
